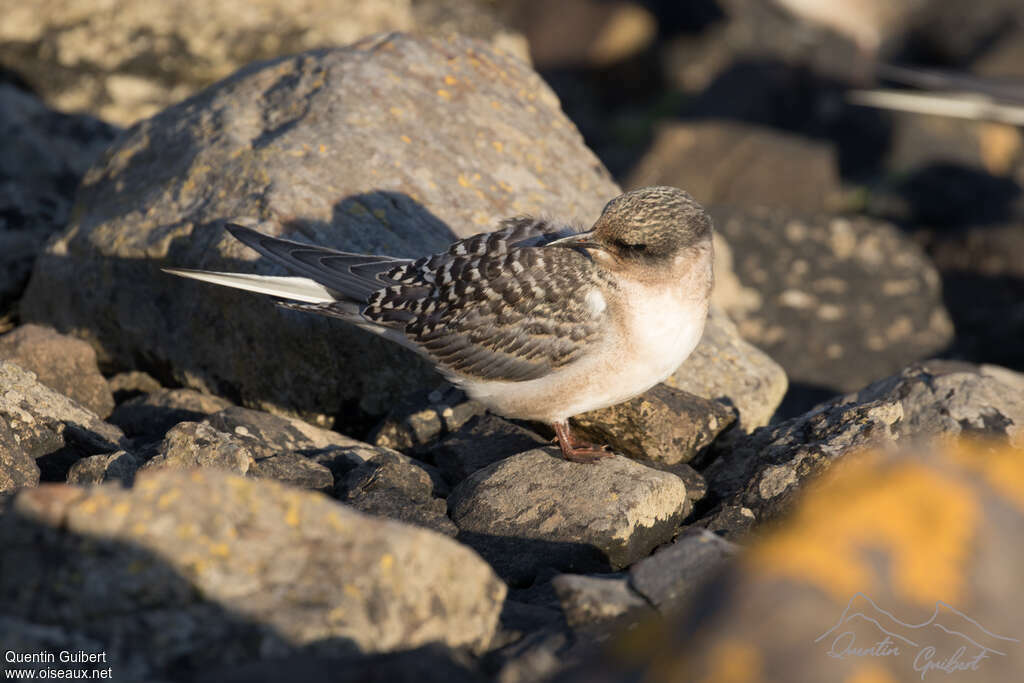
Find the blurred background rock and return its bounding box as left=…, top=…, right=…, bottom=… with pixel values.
left=2, top=0, right=1023, bottom=420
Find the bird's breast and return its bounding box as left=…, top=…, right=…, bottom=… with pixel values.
left=610, top=279, right=708, bottom=386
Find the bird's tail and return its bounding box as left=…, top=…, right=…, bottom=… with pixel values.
left=161, top=268, right=338, bottom=303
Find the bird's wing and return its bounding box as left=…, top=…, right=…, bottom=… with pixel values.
left=363, top=241, right=610, bottom=383
left=169, top=219, right=605, bottom=382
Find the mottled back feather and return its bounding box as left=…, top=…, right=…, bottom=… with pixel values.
left=262, top=217, right=610, bottom=382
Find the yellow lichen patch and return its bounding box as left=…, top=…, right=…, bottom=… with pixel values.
left=748, top=455, right=979, bottom=607
left=844, top=663, right=899, bottom=683
left=436, top=89, right=452, bottom=100
left=380, top=554, right=394, bottom=571
left=443, top=75, right=457, bottom=86
left=284, top=502, right=301, bottom=527
left=698, top=639, right=762, bottom=683
left=209, top=542, right=230, bottom=558
left=400, top=134, right=412, bottom=144
left=389, top=106, right=404, bottom=117
left=318, top=144, right=327, bottom=155
left=457, top=174, right=471, bottom=188
left=947, top=440, right=1024, bottom=513
left=343, top=584, right=362, bottom=599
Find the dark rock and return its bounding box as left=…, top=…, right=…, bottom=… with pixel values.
left=0, top=416, right=38, bottom=495
left=712, top=207, right=953, bottom=416
left=106, top=370, right=163, bottom=403
left=204, top=406, right=356, bottom=456
left=571, top=438, right=1024, bottom=683
left=433, top=414, right=551, bottom=484
left=704, top=360, right=1024, bottom=530
left=487, top=628, right=574, bottom=683
left=0, top=324, right=115, bottom=418
left=913, top=217, right=1024, bottom=373
left=142, top=422, right=255, bottom=475
left=370, top=387, right=485, bottom=453
left=338, top=452, right=456, bottom=536
left=628, top=528, right=739, bottom=614
left=665, top=463, right=707, bottom=510
left=65, top=450, right=141, bottom=487
left=571, top=384, right=735, bottom=466
left=305, top=446, right=370, bottom=481
left=21, top=33, right=620, bottom=426
left=551, top=573, right=651, bottom=628
left=0, top=468, right=506, bottom=679
left=0, top=360, right=123, bottom=482
left=493, top=600, right=565, bottom=651
left=626, top=121, right=841, bottom=212
left=193, top=646, right=486, bottom=683
left=249, top=452, right=334, bottom=493
left=0, top=85, right=117, bottom=313
left=448, top=449, right=688, bottom=582
left=108, top=388, right=234, bottom=439
left=693, top=504, right=757, bottom=540
left=901, top=0, right=1024, bottom=66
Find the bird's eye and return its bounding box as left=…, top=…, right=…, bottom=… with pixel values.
left=614, top=239, right=647, bottom=253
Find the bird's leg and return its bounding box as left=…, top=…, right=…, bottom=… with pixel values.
left=552, top=420, right=614, bottom=464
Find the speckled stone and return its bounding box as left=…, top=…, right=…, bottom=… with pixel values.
left=710, top=207, right=953, bottom=415
left=1, top=468, right=506, bottom=678
left=449, top=449, right=689, bottom=582
left=702, top=360, right=1024, bottom=533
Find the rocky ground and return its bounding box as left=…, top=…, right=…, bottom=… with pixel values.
left=2, top=2, right=1024, bottom=682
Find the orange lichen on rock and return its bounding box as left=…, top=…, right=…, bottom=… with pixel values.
left=748, top=449, right=980, bottom=607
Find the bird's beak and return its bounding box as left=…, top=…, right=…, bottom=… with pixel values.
left=548, top=230, right=603, bottom=251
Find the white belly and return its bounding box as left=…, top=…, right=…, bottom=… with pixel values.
left=460, top=282, right=709, bottom=423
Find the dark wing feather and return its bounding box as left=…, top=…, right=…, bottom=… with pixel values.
left=225, top=224, right=410, bottom=301
left=365, top=243, right=609, bottom=382
left=233, top=217, right=605, bottom=383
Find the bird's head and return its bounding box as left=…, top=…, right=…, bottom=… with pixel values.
left=552, top=186, right=712, bottom=267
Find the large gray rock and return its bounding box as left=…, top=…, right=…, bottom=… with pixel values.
left=0, top=360, right=123, bottom=481
left=21, top=33, right=620, bottom=426
left=0, top=468, right=506, bottom=679
left=711, top=207, right=954, bottom=415
left=704, top=360, right=1024, bottom=533
left=0, top=84, right=117, bottom=314
left=0, top=325, right=114, bottom=418
left=448, top=449, right=689, bottom=582
left=0, top=0, right=527, bottom=126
